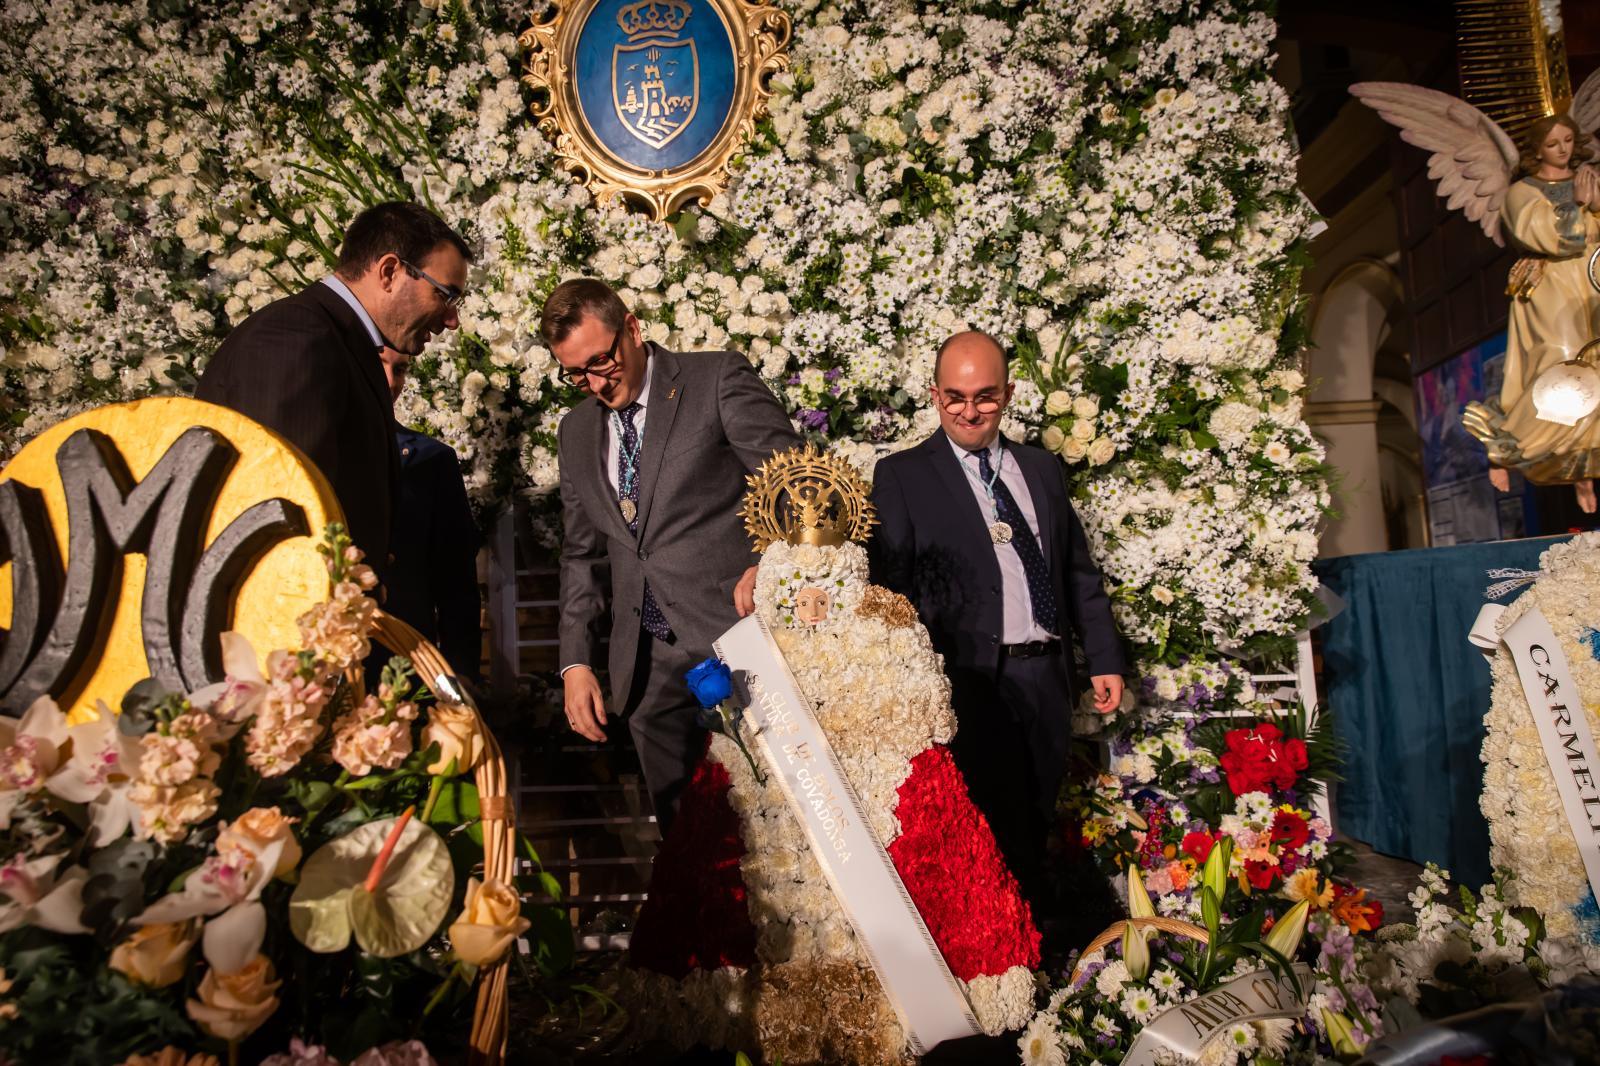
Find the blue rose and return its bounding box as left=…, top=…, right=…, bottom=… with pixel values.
left=685, top=657, right=734, bottom=709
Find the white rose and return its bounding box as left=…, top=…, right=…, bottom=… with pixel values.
left=1045, top=390, right=1071, bottom=416
left=1042, top=426, right=1066, bottom=453
left=1072, top=395, right=1099, bottom=419
left=1070, top=418, right=1096, bottom=442
left=1087, top=437, right=1117, bottom=466
left=1061, top=437, right=1088, bottom=463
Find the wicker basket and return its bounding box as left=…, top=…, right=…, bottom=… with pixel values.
left=1068, top=916, right=1210, bottom=986
left=357, top=611, right=518, bottom=1066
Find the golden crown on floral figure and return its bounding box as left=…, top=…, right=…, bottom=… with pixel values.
left=741, top=443, right=877, bottom=550
left=741, top=445, right=879, bottom=629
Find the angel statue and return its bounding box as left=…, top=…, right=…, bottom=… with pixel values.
left=1352, top=75, right=1600, bottom=511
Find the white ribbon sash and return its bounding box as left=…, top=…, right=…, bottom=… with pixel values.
left=714, top=614, right=981, bottom=1054
left=1122, top=964, right=1314, bottom=1066
left=1500, top=608, right=1600, bottom=903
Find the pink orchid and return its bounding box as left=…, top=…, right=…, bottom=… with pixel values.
left=0, top=696, right=70, bottom=828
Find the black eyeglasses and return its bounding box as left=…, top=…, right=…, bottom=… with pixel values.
left=400, top=259, right=466, bottom=308
left=557, top=328, right=625, bottom=388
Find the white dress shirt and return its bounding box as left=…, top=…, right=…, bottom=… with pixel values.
left=321, top=275, right=384, bottom=348
left=604, top=356, right=655, bottom=497
left=948, top=435, right=1057, bottom=644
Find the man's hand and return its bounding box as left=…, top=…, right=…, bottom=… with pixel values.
left=1091, top=673, right=1124, bottom=714
left=734, top=564, right=760, bottom=617
left=562, top=665, right=609, bottom=742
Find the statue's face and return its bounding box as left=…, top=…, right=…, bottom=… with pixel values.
left=795, top=586, right=830, bottom=625
left=1538, top=122, right=1575, bottom=171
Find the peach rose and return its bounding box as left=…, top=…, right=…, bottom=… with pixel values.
left=421, top=705, right=485, bottom=776
left=217, top=806, right=301, bottom=877
left=447, top=878, right=530, bottom=967
left=185, top=955, right=281, bottom=1041
left=109, top=919, right=200, bottom=988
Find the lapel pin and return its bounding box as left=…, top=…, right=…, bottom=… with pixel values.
left=667, top=386, right=677, bottom=400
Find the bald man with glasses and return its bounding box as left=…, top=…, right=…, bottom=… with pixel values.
left=868, top=331, right=1126, bottom=919
left=544, top=278, right=798, bottom=832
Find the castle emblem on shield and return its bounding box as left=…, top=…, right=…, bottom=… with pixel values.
left=519, top=0, right=791, bottom=220
left=612, top=0, right=699, bottom=149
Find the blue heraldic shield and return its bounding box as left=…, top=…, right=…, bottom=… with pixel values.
left=575, top=0, right=737, bottom=171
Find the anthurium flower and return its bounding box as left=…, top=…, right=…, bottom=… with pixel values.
left=289, top=810, right=452, bottom=958
left=45, top=701, right=142, bottom=845
left=0, top=851, right=90, bottom=934
left=0, top=696, right=70, bottom=828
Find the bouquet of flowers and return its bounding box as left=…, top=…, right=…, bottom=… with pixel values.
left=0, top=527, right=563, bottom=1065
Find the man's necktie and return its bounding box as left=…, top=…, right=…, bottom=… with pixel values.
left=618, top=403, right=672, bottom=641
left=975, top=447, right=1058, bottom=634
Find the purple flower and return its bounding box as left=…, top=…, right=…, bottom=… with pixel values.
left=824, top=367, right=843, bottom=381
left=798, top=408, right=829, bottom=430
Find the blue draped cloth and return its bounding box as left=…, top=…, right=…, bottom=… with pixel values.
left=1313, top=537, right=1570, bottom=888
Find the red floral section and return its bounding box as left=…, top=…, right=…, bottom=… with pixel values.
left=1219, top=724, right=1308, bottom=796
left=888, top=745, right=1041, bottom=979
left=630, top=756, right=757, bottom=979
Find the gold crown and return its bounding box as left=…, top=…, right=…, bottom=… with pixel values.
left=741, top=444, right=877, bottom=551
left=616, top=0, right=691, bottom=39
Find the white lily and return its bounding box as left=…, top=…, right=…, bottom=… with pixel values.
left=43, top=701, right=141, bottom=845
left=0, top=852, right=90, bottom=935
left=0, top=696, right=70, bottom=829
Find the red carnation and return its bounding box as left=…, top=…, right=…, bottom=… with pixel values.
left=888, top=746, right=1041, bottom=978
left=1182, top=830, right=1216, bottom=864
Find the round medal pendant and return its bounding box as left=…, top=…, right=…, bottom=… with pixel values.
left=620, top=498, right=638, bottom=524
left=989, top=521, right=1013, bottom=545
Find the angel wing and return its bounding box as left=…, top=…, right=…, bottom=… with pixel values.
left=1572, top=67, right=1600, bottom=159
left=1350, top=81, right=1519, bottom=246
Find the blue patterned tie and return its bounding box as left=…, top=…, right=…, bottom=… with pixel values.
left=975, top=447, right=1058, bottom=634
left=618, top=404, right=671, bottom=641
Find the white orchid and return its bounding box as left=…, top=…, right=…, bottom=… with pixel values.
left=0, top=851, right=90, bottom=935
left=188, top=632, right=272, bottom=728
left=43, top=701, right=142, bottom=845
left=0, top=696, right=70, bottom=828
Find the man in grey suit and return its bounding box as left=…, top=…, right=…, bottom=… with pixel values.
left=546, top=279, right=799, bottom=831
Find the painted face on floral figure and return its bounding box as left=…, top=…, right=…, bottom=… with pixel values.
left=795, top=586, right=830, bottom=625
left=932, top=332, right=1014, bottom=453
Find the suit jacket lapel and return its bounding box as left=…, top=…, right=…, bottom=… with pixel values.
left=927, top=430, right=1000, bottom=572
left=633, top=344, right=680, bottom=536
left=306, top=283, right=392, bottom=417
left=1010, top=437, right=1055, bottom=573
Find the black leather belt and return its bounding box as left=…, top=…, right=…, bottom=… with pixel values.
left=1002, top=639, right=1059, bottom=659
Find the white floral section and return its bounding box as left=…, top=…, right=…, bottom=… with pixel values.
left=1480, top=532, right=1600, bottom=939
left=962, top=964, right=1036, bottom=1036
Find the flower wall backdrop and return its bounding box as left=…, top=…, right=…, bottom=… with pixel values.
left=0, top=0, right=1326, bottom=689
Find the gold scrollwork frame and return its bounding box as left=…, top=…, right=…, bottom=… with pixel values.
left=519, top=0, right=791, bottom=221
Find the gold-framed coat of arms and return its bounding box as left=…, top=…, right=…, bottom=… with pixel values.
left=520, top=0, right=791, bottom=220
